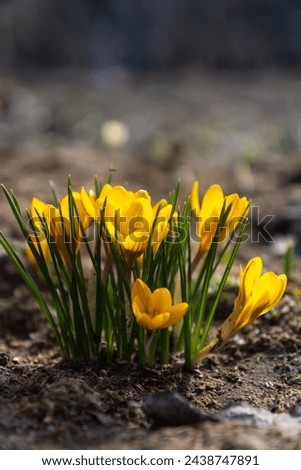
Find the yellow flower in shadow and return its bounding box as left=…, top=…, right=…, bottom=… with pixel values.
left=190, top=181, right=249, bottom=266
left=194, top=257, right=287, bottom=362
left=131, top=278, right=188, bottom=330
left=30, top=192, right=92, bottom=264
left=26, top=236, right=51, bottom=269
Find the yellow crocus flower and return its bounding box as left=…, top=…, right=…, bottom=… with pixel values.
left=194, top=257, right=287, bottom=362
left=131, top=279, right=189, bottom=330
left=81, top=184, right=173, bottom=261
left=30, top=192, right=92, bottom=263
left=190, top=181, right=249, bottom=264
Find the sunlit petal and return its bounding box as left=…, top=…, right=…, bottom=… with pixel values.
left=240, top=257, right=262, bottom=300
left=31, top=197, right=48, bottom=227
left=201, top=184, right=224, bottom=221
left=195, top=257, right=287, bottom=362
left=190, top=181, right=201, bottom=214
left=190, top=181, right=249, bottom=264
left=80, top=186, right=97, bottom=218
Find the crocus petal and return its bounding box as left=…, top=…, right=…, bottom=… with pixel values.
left=221, top=194, right=249, bottom=241
left=167, top=302, right=189, bottom=326
left=125, top=198, right=153, bottom=234
left=190, top=181, right=201, bottom=214
left=26, top=237, right=51, bottom=269
left=135, top=312, right=171, bottom=330
left=60, top=193, right=85, bottom=226
left=80, top=187, right=97, bottom=218
left=98, top=183, right=112, bottom=205
left=191, top=183, right=224, bottom=257
left=132, top=297, right=146, bottom=319
left=152, top=222, right=169, bottom=248
left=133, top=189, right=151, bottom=202
left=105, top=186, right=132, bottom=218
left=31, top=197, right=48, bottom=227
left=131, top=279, right=152, bottom=312
left=241, top=257, right=263, bottom=300
left=156, top=203, right=173, bottom=220
left=200, top=184, right=224, bottom=221
left=151, top=288, right=172, bottom=313
left=152, top=203, right=173, bottom=247
left=201, top=220, right=219, bottom=251
left=152, top=199, right=168, bottom=218
left=123, top=232, right=149, bottom=254
left=73, top=195, right=93, bottom=230
left=250, top=272, right=287, bottom=317
left=191, top=181, right=249, bottom=264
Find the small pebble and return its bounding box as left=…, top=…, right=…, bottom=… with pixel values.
left=144, top=392, right=218, bottom=427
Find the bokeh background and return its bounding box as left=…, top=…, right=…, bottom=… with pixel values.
left=0, top=0, right=301, bottom=249
left=1, top=0, right=301, bottom=70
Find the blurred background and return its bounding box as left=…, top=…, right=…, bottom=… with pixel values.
left=0, top=0, right=301, bottom=251
left=1, top=0, right=301, bottom=70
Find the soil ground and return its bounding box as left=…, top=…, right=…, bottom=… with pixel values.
left=0, top=66, right=301, bottom=450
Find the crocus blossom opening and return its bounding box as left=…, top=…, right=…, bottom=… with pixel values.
left=131, top=279, right=188, bottom=330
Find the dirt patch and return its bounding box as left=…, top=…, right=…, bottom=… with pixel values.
left=1, top=227, right=301, bottom=450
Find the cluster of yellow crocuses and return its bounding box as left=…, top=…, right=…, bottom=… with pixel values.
left=26, top=180, right=287, bottom=361
left=29, top=184, right=173, bottom=265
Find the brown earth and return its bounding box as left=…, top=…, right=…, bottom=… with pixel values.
left=0, top=67, right=301, bottom=450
